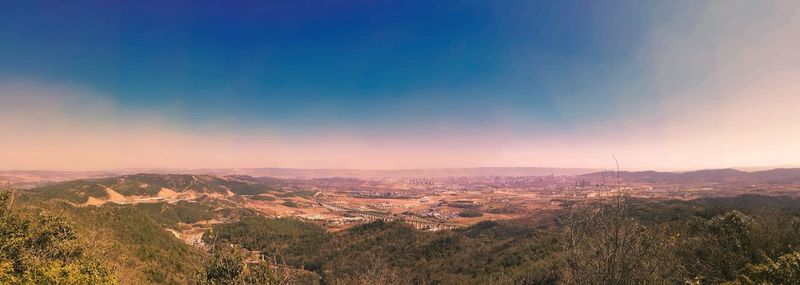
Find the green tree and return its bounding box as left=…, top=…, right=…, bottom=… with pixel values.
left=709, top=210, right=755, bottom=252
left=0, top=189, right=117, bottom=284
left=695, top=210, right=758, bottom=281
left=738, top=251, right=800, bottom=284
left=199, top=244, right=283, bottom=285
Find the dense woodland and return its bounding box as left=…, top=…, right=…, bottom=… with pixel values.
left=6, top=185, right=800, bottom=284
left=203, top=195, right=800, bottom=284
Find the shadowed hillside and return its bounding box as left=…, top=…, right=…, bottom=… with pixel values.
left=581, top=168, right=800, bottom=184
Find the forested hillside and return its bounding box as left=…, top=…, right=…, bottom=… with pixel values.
left=0, top=190, right=116, bottom=284
left=9, top=181, right=800, bottom=284
left=205, top=196, right=800, bottom=284
left=25, top=174, right=279, bottom=204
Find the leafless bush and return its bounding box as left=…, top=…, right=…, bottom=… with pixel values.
left=328, top=253, right=408, bottom=285
left=559, top=159, right=680, bottom=284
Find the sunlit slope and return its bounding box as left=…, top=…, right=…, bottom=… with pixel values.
left=22, top=174, right=278, bottom=204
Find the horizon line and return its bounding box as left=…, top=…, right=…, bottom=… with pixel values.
left=2, top=164, right=799, bottom=174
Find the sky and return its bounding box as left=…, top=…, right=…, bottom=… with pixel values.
left=1, top=1, right=799, bottom=171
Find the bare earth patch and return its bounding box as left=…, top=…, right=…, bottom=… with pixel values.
left=102, top=185, right=129, bottom=203
left=158, top=187, right=179, bottom=198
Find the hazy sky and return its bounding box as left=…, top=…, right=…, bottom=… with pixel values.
left=1, top=1, right=799, bottom=171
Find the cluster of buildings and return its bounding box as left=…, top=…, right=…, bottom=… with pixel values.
left=417, top=208, right=458, bottom=221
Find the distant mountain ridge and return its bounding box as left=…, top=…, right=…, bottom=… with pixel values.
left=581, top=168, right=800, bottom=184
left=5, top=167, right=800, bottom=184
left=174, top=167, right=602, bottom=179
left=2, top=167, right=600, bottom=187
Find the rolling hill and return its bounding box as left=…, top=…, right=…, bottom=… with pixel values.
left=581, top=168, right=800, bottom=184
left=21, top=174, right=279, bottom=204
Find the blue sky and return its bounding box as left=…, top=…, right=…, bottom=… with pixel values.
left=1, top=1, right=659, bottom=130
left=1, top=1, right=799, bottom=170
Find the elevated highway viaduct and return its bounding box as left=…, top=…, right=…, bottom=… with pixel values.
left=318, top=202, right=464, bottom=231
